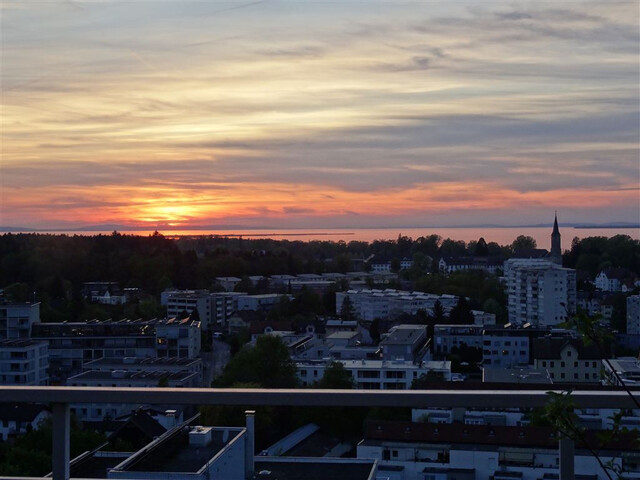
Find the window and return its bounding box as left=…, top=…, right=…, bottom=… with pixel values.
left=561, top=361, right=565, bottom=368
left=574, top=362, right=578, bottom=367
left=542, top=361, right=547, bottom=367
left=550, top=361, right=555, bottom=367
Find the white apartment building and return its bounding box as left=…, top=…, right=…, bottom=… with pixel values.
left=357, top=420, right=634, bottom=480
left=297, top=359, right=451, bottom=389
left=237, top=294, right=288, bottom=312
left=0, top=339, right=48, bottom=386
left=595, top=268, right=632, bottom=292
left=532, top=337, right=601, bottom=383
left=156, top=318, right=201, bottom=359
left=0, top=302, right=40, bottom=340
left=336, top=290, right=460, bottom=322
left=83, top=356, right=203, bottom=381
left=628, top=295, right=640, bottom=335
left=504, top=259, right=576, bottom=327
left=210, top=292, right=247, bottom=329
left=602, top=357, right=640, bottom=387
left=162, top=289, right=251, bottom=331
left=481, top=328, right=532, bottom=368
left=32, top=317, right=201, bottom=382
left=433, top=325, right=484, bottom=357
left=162, top=289, right=212, bottom=329
left=412, top=406, right=640, bottom=432
left=67, top=368, right=201, bottom=422
left=381, top=325, right=428, bottom=362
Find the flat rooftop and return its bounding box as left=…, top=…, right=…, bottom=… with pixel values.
left=326, top=331, right=359, bottom=340
left=120, top=426, right=243, bottom=473
left=254, top=459, right=375, bottom=480
left=68, top=369, right=196, bottom=382
left=84, top=356, right=200, bottom=368
left=282, top=430, right=343, bottom=457
left=69, top=452, right=130, bottom=478
left=0, top=339, right=47, bottom=348
left=381, top=325, right=425, bottom=345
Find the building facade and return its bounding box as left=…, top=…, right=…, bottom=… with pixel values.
left=505, top=259, right=576, bottom=327
left=297, top=359, right=451, bottom=389
left=627, top=295, right=640, bottom=335
left=0, top=339, right=49, bottom=386
left=0, top=302, right=40, bottom=340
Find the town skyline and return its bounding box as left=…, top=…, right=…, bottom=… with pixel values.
left=2, top=1, right=639, bottom=230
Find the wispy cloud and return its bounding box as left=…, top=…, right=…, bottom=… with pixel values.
left=1, top=1, right=638, bottom=228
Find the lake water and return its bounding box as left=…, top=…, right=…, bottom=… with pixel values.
left=27, top=226, right=640, bottom=247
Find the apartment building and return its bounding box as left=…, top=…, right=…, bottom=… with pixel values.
left=433, top=325, right=484, bottom=357
left=237, top=293, right=288, bottom=312
left=32, top=317, right=200, bottom=382
left=357, top=420, right=635, bottom=480
left=532, top=337, right=601, bottom=383
left=504, top=259, right=576, bottom=327
left=67, top=368, right=201, bottom=422
left=482, top=327, right=533, bottom=368
left=628, top=295, right=640, bottom=335
left=210, top=292, right=247, bottom=329
left=162, top=289, right=212, bottom=328
left=297, top=359, right=451, bottom=389
left=336, top=290, right=460, bottom=322
left=0, top=302, right=40, bottom=340
left=0, top=339, right=49, bottom=386
left=380, top=324, right=428, bottom=362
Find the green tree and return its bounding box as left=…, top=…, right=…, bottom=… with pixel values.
left=0, top=418, right=106, bottom=477
left=331, top=254, right=353, bottom=273
left=390, top=258, right=401, bottom=273
left=432, top=300, right=446, bottom=324
left=448, top=296, right=474, bottom=325
left=511, top=235, right=537, bottom=252
left=340, top=296, right=358, bottom=321
left=215, top=335, right=298, bottom=388
left=314, top=361, right=354, bottom=389
left=474, top=237, right=489, bottom=256
left=369, top=318, right=381, bottom=344
left=439, top=239, right=467, bottom=257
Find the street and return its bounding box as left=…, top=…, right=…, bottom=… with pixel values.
left=201, top=339, right=231, bottom=387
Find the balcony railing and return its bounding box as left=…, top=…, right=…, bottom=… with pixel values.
left=0, top=386, right=635, bottom=480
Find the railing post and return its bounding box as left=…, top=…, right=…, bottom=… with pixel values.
left=52, top=402, right=70, bottom=480
left=559, top=436, right=575, bottom=480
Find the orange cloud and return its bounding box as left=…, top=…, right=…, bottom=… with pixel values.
left=2, top=180, right=637, bottom=229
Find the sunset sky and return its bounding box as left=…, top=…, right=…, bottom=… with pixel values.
left=1, top=1, right=639, bottom=230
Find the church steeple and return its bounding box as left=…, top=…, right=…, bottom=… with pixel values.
left=550, top=211, right=562, bottom=265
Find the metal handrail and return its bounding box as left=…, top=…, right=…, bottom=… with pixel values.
left=0, top=385, right=635, bottom=408
left=0, top=386, right=633, bottom=480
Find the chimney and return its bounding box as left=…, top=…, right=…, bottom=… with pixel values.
left=245, top=410, right=255, bottom=478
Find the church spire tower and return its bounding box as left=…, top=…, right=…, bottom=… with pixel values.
left=550, top=211, right=562, bottom=265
